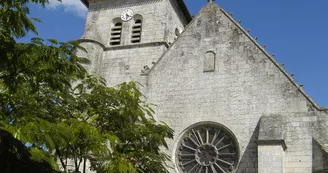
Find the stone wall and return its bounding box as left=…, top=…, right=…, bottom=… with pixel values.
left=100, top=44, right=166, bottom=86
left=258, top=145, right=285, bottom=173
left=83, top=0, right=168, bottom=45
left=145, top=4, right=315, bottom=173
left=164, top=0, right=188, bottom=44
left=78, top=0, right=188, bottom=86
left=75, top=41, right=104, bottom=74
left=312, top=139, right=328, bottom=173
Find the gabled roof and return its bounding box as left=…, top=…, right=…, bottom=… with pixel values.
left=146, top=3, right=328, bottom=111
left=80, top=0, right=192, bottom=22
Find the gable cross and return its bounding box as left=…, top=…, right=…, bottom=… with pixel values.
left=207, top=0, right=215, bottom=3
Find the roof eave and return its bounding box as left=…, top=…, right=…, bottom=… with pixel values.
left=176, top=0, right=192, bottom=22
left=80, top=0, right=191, bottom=22
left=81, top=0, right=89, bottom=8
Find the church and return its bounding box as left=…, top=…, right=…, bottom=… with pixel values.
left=77, top=0, right=328, bottom=172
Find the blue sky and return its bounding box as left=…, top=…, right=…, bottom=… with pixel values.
left=23, top=0, right=328, bottom=107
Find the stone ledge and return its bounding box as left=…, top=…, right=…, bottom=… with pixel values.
left=257, top=140, right=287, bottom=151
left=77, top=39, right=169, bottom=51
left=104, top=42, right=169, bottom=51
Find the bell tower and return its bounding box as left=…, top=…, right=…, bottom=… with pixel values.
left=78, top=0, right=192, bottom=86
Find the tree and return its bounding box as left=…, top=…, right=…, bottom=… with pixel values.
left=74, top=78, right=174, bottom=172
left=0, top=0, right=174, bottom=173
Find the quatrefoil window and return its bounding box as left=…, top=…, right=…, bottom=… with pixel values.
left=176, top=123, right=239, bottom=173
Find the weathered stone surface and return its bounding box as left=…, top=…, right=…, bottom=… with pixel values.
left=258, top=115, right=286, bottom=173
left=78, top=0, right=188, bottom=87
left=203, top=51, right=215, bottom=72
left=258, top=114, right=286, bottom=149
left=258, top=145, right=285, bottom=173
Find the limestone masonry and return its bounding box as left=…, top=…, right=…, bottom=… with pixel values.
left=77, top=0, right=328, bottom=172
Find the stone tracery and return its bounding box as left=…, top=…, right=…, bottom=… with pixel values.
left=176, top=124, right=239, bottom=173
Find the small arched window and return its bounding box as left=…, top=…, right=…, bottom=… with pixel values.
left=204, top=51, right=216, bottom=72
left=110, top=22, right=122, bottom=45
left=131, top=19, right=142, bottom=43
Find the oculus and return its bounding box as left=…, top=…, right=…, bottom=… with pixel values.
left=176, top=123, right=239, bottom=173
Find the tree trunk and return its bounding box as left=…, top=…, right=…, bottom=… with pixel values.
left=74, top=159, right=79, bottom=173
left=83, top=157, right=87, bottom=173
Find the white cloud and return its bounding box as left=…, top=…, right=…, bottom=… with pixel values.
left=47, top=0, right=87, bottom=18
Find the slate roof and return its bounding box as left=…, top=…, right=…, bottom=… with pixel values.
left=80, top=0, right=192, bottom=22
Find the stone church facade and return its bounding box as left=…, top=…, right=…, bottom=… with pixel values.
left=77, top=0, right=328, bottom=172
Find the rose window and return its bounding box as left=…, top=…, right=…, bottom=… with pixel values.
left=176, top=124, right=239, bottom=173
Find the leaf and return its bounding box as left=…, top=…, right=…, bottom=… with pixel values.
left=31, top=17, right=42, bottom=23
left=47, top=39, right=58, bottom=45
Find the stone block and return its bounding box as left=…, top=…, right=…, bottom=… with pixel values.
left=258, top=114, right=286, bottom=150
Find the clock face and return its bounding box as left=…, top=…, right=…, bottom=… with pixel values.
left=121, top=9, right=134, bottom=21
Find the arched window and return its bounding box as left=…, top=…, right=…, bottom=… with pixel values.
left=131, top=19, right=142, bottom=43
left=110, top=22, right=122, bottom=45
left=204, top=51, right=216, bottom=72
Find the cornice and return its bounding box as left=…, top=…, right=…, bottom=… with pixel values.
left=81, top=0, right=191, bottom=22
left=77, top=39, right=169, bottom=51
left=85, top=0, right=163, bottom=11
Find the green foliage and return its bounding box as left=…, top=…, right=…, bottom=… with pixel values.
left=0, top=0, right=174, bottom=173
left=75, top=79, right=174, bottom=172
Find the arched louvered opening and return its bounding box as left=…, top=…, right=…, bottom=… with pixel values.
left=110, top=22, right=122, bottom=45
left=131, top=19, right=142, bottom=43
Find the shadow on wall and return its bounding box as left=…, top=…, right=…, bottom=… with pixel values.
left=312, top=138, right=328, bottom=173
left=235, top=122, right=328, bottom=173
left=236, top=123, right=259, bottom=173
